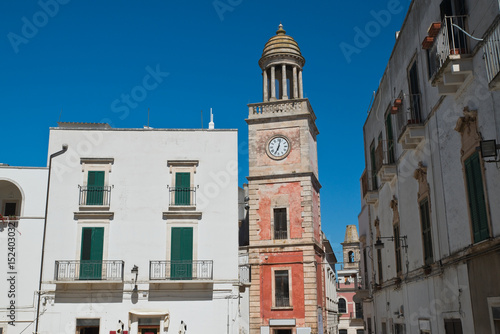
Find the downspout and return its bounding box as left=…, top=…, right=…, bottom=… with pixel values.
left=34, top=144, right=68, bottom=334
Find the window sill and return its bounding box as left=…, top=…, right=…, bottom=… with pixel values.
left=271, top=306, right=293, bottom=311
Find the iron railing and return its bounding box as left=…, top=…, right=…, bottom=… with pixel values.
left=79, top=186, right=112, bottom=206
left=168, top=187, right=196, bottom=206
left=483, top=18, right=500, bottom=84
left=375, top=140, right=396, bottom=173
left=429, top=15, right=469, bottom=79
left=275, top=295, right=290, bottom=307
left=274, top=230, right=287, bottom=240
left=361, top=169, right=378, bottom=197
left=396, top=94, right=423, bottom=138
left=149, top=260, right=213, bottom=280
left=55, top=260, right=124, bottom=281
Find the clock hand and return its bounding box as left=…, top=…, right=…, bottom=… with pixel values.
left=276, top=142, right=281, bottom=152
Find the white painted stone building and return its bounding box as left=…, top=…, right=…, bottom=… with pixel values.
left=34, top=122, right=239, bottom=334
left=0, top=166, right=48, bottom=334
left=357, top=0, right=500, bottom=333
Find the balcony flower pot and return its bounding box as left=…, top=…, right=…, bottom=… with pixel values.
left=394, top=98, right=402, bottom=106
left=427, top=22, right=441, bottom=37
left=421, top=36, right=434, bottom=50
left=391, top=106, right=399, bottom=114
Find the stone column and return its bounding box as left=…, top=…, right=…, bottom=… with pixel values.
left=263, top=69, right=268, bottom=102
left=292, top=66, right=298, bottom=99
left=282, top=64, right=288, bottom=99
left=299, top=69, right=304, bottom=98
left=270, top=66, right=276, bottom=101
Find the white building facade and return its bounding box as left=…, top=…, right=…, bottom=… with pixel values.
left=358, top=0, right=500, bottom=333
left=0, top=166, right=48, bottom=334
left=35, top=123, right=239, bottom=334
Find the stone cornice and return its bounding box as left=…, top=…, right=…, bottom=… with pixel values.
left=246, top=172, right=321, bottom=191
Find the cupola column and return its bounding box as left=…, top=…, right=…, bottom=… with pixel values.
left=299, top=69, right=304, bottom=98
left=282, top=64, right=288, bottom=100
left=263, top=70, right=268, bottom=102
left=293, top=66, right=298, bottom=99
left=270, top=66, right=276, bottom=101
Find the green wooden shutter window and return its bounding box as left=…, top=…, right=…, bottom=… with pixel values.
left=80, top=227, right=104, bottom=280
left=419, top=198, right=433, bottom=265
left=465, top=152, right=489, bottom=243
left=175, top=172, right=191, bottom=205
left=386, top=113, right=395, bottom=163
left=170, top=227, right=193, bottom=279
left=370, top=143, right=378, bottom=189
left=87, top=171, right=105, bottom=205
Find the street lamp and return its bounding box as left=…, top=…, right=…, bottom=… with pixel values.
left=131, top=265, right=139, bottom=291
left=373, top=236, right=408, bottom=250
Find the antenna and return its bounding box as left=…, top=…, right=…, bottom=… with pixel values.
left=58, top=108, right=63, bottom=122
left=209, top=108, right=214, bottom=130
left=147, top=108, right=150, bottom=128
left=201, top=110, right=203, bottom=129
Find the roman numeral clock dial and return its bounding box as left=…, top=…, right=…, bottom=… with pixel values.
left=267, top=136, right=290, bottom=159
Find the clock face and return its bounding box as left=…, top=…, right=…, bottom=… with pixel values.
left=268, top=136, right=290, bottom=158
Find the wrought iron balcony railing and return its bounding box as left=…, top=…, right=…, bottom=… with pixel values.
left=396, top=94, right=423, bottom=138
left=55, top=260, right=124, bottom=281
left=429, top=15, right=469, bottom=79
left=149, top=260, right=213, bottom=280
left=375, top=140, right=396, bottom=173
left=79, top=186, right=112, bottom=206
left=483, top=18, right=500, bottom=87
left=168, top=187, right=196, bottom=206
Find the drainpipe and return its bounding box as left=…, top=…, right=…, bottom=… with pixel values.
left=34, top=144, right=68, bottom=334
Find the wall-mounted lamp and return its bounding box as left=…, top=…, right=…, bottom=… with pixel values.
left=131, top=265, right=139, bottom=291
left=374, top=236, right=408, bottom=250
left=480, top=139, right=500, bottom=160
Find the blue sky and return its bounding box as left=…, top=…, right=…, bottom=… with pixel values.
left=0, top=0, right=410, bottom=259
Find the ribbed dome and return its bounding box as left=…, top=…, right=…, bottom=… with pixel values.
left=259, top=24, right=305, bottom=68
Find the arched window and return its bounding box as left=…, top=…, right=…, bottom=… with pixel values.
left=338, top=298, right=347, bottom=313
left=0, top=180, right=23, bottom=217
left=348, top=251, right=355, bottom=263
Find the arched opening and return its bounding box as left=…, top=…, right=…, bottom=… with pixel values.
left=0, top=180, right=23, bottom=217
left=348, top=251, right=355, bottom=263
left=338, top=298, right=347, bottom=313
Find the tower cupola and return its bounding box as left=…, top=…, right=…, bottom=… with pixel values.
left=259, top=24, right=305, bottom=102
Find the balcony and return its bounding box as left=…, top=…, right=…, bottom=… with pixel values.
left=396, top=94, right=425, bottom=150
left=375, top=140, right=397, bottom=183
left=361, top=170, right=378, bottom=205
left=55, top=260, right=124, bottom=281
left=483, top=18, right=500, bottom=89
left=428, top=16, right=473, bottom=95
left=168, top=187, right=196, bottom=207
left=79, top=186, right=112, bottom=207
left=149, top=260, right=213, bottom=281
left=239, top=253, right=251, bottom=284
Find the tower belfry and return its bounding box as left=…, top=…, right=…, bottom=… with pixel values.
left=245, top=24, right=324, bottom=334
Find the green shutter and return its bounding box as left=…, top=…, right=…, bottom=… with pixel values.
left=86, top=171, right=105, bottom=205
left=170, top=227, right=193, bottom=279
left=386, top=113, right=395, bottom=163
left=80, top=227, right=104, bottom=280
left=419, top=198, right=433, bottom=265
left=465, top=152, right=489, bottom=243
left=175, top=172, right=191, bottom=205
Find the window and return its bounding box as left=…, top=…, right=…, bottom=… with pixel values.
left=377, top=248, right=383, bottom=283
left=370, top=141, right=378, bottom=189
left=367, top=317, right=373, bottom=334
left=274, top=330, right=292, bottom=334
left=170, top=227, right=193, bottom=280
left=339, top=330, right=348, bottom=334
left=167, top=160, right=198, bottom=207
left=464, top=152, right=489, bottom=243
left=80, top=227, right=104, bottom=280
left=419, top=198, right=434, bottom=265
left=385, top=112, right=395, bottom=164
left=444, top=319, right=463, bottom=334
left=381, top=322, right=387, bottom=334
left=274, top=270, right=290, bottom=307
left=348, top=251, right=354, bottom=263
left=3, top=202, right=17, bottom=216
left=79, top=158, right=113, bottom=207
left=492, top=306, right=500, bottom=333
left=408, top=60, right=422, bottom=123
left=357, top=330, right=365, bottom=334
left=76, top=318, right=100, bottom=334
left=394, top=223, right=402, bottom=276
left=86, top=171, right=105, bottom=205
left=395, top=324, right=405, bottom=334
left=274, top=208, right=287, bottom=239
left=355, top=302, right=363, bottom=319
left=338, top=298, right=346, bottom=313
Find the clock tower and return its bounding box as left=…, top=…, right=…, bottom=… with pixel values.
left=246, top=25, right=324, bottom=334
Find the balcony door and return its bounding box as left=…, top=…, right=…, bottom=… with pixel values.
left=175, top=172, right=191, bottom=205
left=170, top=227, right=193, bottom=279
left=80, top=227, right=104, bottom=280
left=86, top=171, right=104, bottom=205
